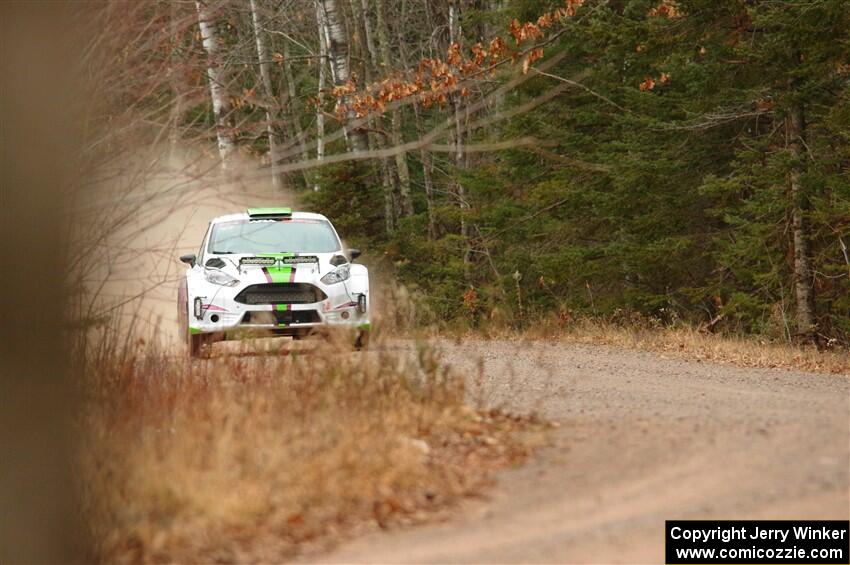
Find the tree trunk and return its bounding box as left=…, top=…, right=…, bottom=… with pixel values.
left=195, top=1, right=235, bottom=162
left=360, top=0, right=378, bottom=71
left=449, top=1, right=466, bottom=172
left=381, top=159, right=397, bottom=234
left=349, top=0, right=398, bottom=233
left=397, top=16, right=437, bottom=238
left=376, top=0, right=413, bottom=217
left=319, top=0, right=369, bottom=152
left=249, top=0, right=284, bottom=187
left=315, top=0, right=328, bottom=190
left=787, top=102, right=817, bottom=343
left=347, top=0, right=373, bottom=83
left=281, top=41, right=312, bottom=187
left=168, top=0, right=185, bottom=160
left=448, top=0, right=471, bottom=275
left=413, top=101, right=437, bottom=239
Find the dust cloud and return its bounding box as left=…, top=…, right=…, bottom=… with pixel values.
left=80, top=146, right=293, bottom=344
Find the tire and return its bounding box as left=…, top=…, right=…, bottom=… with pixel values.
left=354, top=329, right=370, bottom=350
left=292, top=330, right=310, bottom=341
left=188, top=330, right=207, bottom=359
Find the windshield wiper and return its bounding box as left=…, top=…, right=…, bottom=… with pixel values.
left=211, top=250, right=237, bottom=254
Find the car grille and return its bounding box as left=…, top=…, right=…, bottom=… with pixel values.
left=242, top=310, right=321, bottom=325
left=274, top=310, right=320, bottom=324
left=234, top=283, right=326, bottom=305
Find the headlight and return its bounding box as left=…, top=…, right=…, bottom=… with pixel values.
left=205, top=269, right=239, bottom=287
left=320, top=264, right=350, bottom=285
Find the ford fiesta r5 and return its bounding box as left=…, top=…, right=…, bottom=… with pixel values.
left=176, top=208, right=370, bottom=358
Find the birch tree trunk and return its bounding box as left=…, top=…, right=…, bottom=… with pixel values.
left=249, top=0, right=283, bottom=187
left=319, top=0, right=369, bottom=152
left=376, top=0, right=413, bottom=217
left=787, top=102, right=817, bottom=344
left=196, top=0, right=235, bottom=162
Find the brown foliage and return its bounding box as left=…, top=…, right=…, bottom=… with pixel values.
left=648, top=0, right=684, bottom=19
left=79, top=331, right=544, bottom=561
left=327, top=0, right=586, bottom=119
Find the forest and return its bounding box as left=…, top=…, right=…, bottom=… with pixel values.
left=90, top=0, right=850, bottom=345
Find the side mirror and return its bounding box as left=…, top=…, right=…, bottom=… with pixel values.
left=349, top=248, right=362, bottom=261
left=179, top=253, right=197, bottom=267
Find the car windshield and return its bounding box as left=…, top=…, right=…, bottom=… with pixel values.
left=208, top=219, right=340, bottom=254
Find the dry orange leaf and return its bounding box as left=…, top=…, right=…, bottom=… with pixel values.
left=639, top=76, right=656, bottom=91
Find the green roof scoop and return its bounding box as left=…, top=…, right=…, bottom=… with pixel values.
left=247, top=207, right=292, bottom=218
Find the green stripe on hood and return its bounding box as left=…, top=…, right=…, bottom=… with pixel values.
left=256, top=253, right=296, bottom=283
left=266, top=264, right=292, bottom=283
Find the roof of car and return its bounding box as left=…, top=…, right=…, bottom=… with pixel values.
left=210, top=209, right=329, bottom=224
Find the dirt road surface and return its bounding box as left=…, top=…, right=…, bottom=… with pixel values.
left=315, top=339, right=849, bottom=563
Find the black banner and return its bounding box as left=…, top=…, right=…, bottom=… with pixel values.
left=666, top=521, right=849, bottom=564
left=239, top=256, right=276, bottom=266
left=281, top=255, right=318, bottom=264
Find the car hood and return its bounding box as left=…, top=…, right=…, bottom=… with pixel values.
left=208, top=252, right=344, bottom=281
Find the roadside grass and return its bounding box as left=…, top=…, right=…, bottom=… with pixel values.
left=78, top=329, right=545, bottom=562
left=454, top=313, right=850, bottom=375
left=555, top=319, right=848, bottom=374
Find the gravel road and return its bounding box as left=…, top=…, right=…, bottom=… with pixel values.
left=316, top=338, right=850, bottom=563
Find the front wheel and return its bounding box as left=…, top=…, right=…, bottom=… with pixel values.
left=354, top=329, right=370, bottom=350
left=187, top=330, right=209, bottom=359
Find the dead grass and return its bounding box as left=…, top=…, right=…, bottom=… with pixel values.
left=78, top=332, right=544, bottom=563
left=470, top=314, right=850, bottom=375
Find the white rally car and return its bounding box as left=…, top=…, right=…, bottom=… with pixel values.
left=177, top=208, right=369, bottom=357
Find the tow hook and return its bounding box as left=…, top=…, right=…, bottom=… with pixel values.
left=357, top=293, right=367, bottom=313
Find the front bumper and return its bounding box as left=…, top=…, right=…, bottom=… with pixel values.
left=187, top=280, right=369, bottom=338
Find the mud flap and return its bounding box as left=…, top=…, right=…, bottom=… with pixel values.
left=354, top=325, right=370, bottom=350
